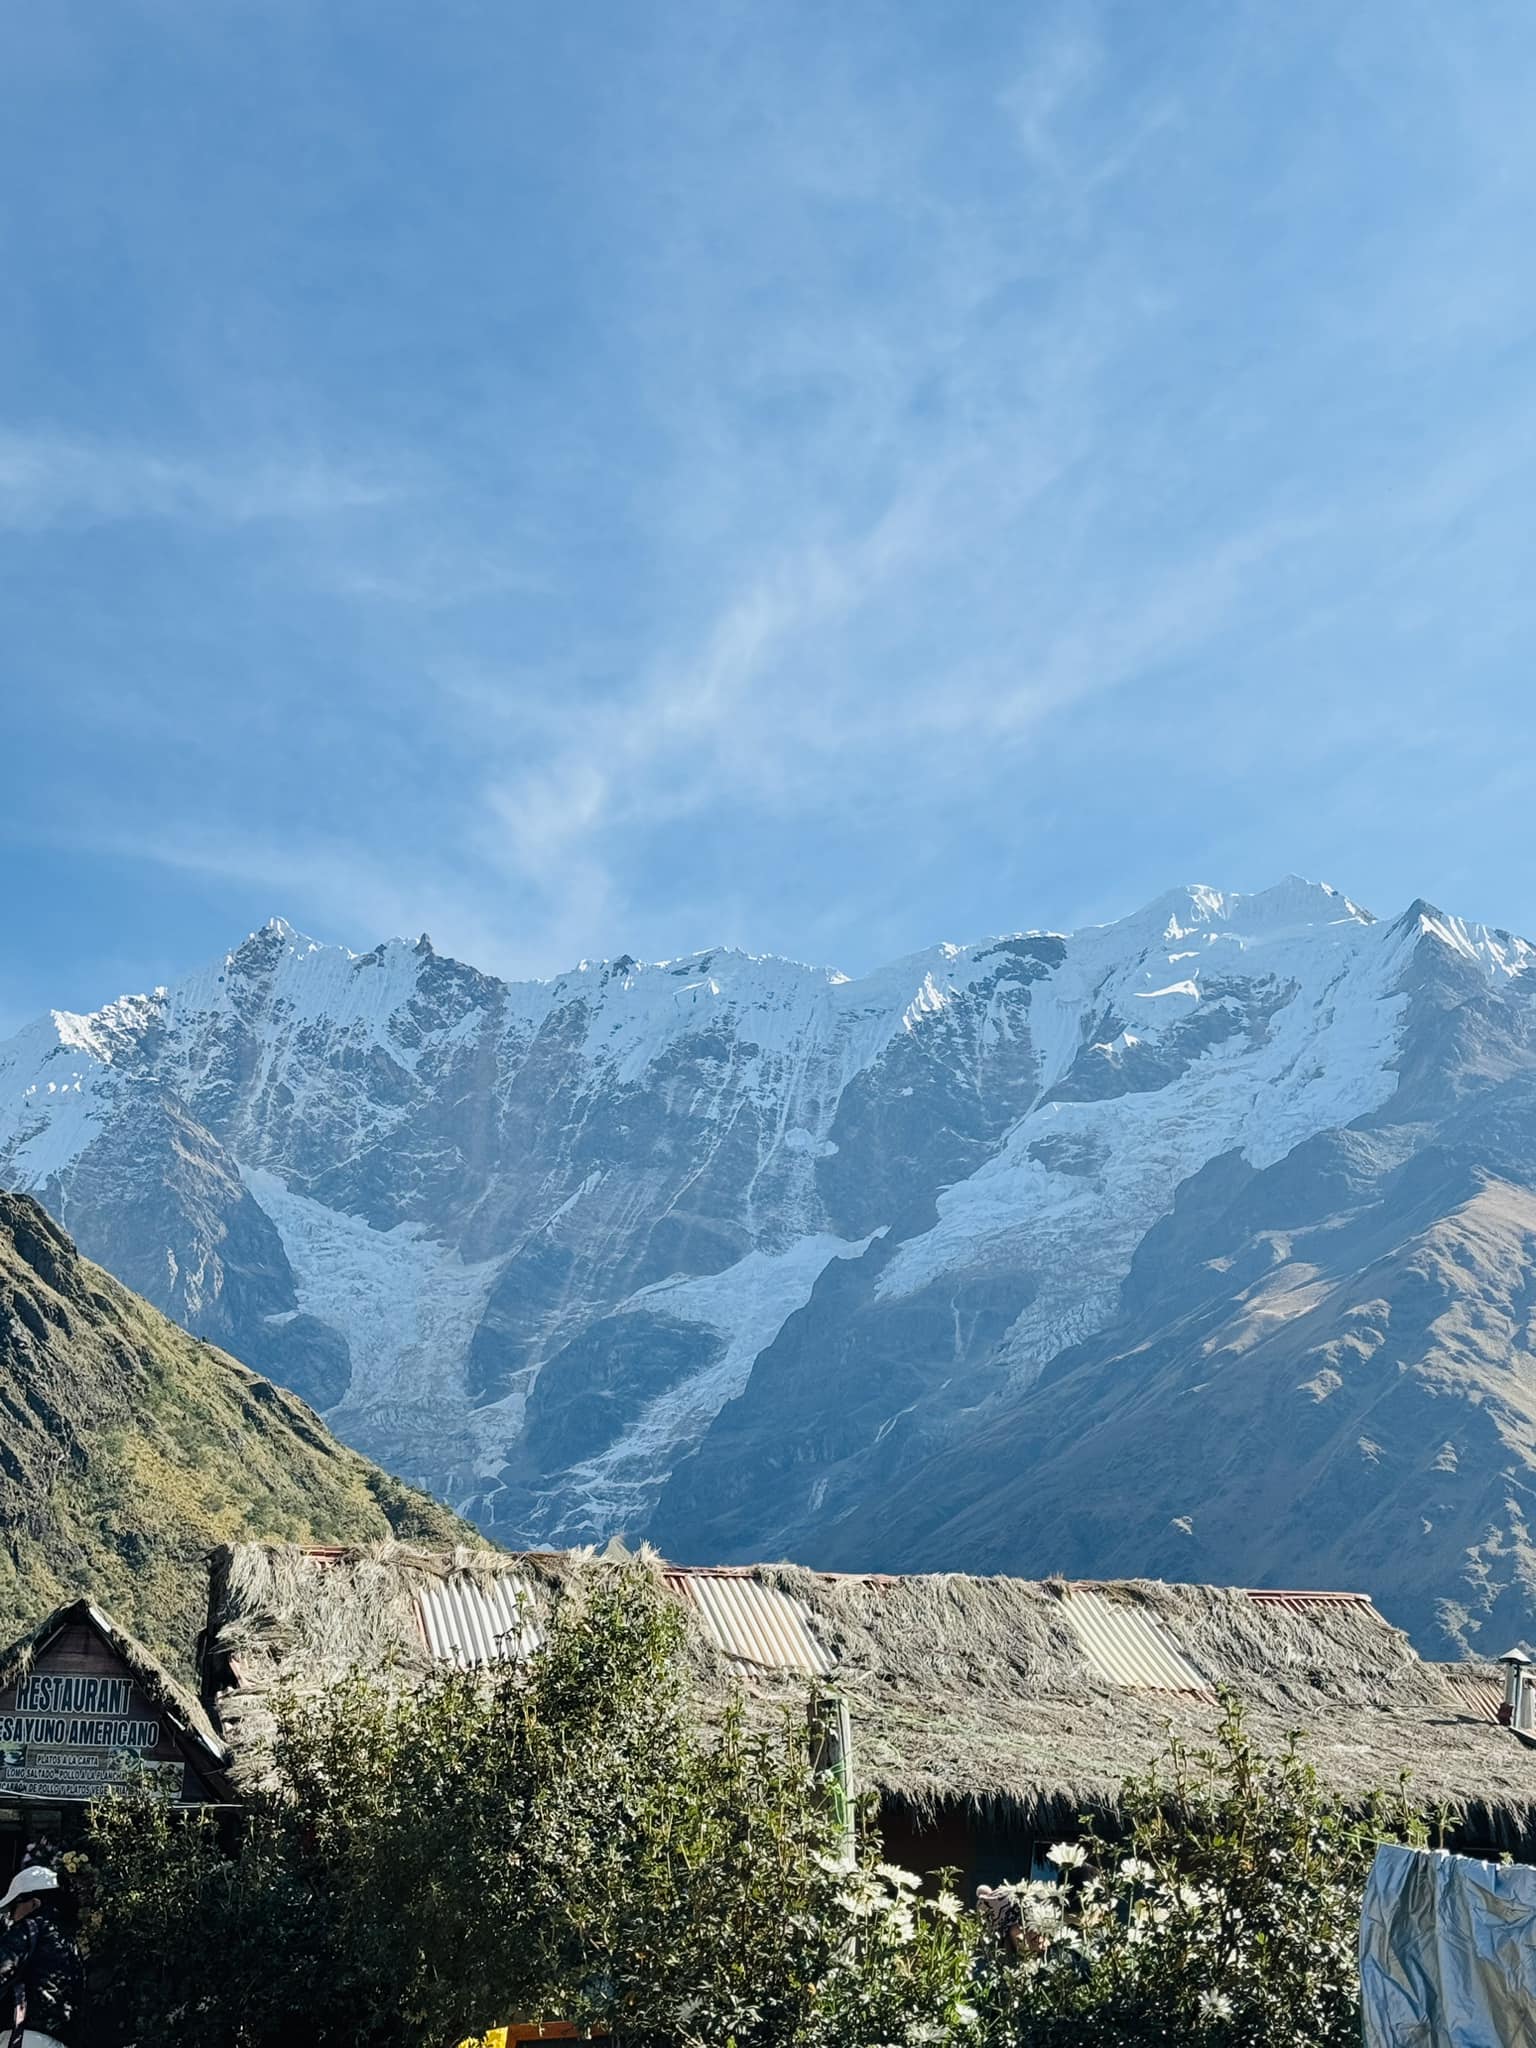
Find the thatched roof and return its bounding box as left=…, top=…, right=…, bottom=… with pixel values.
left=771, top=1572, right=1536, bottom=1851
left=1, top=1596, right=233, bottom=1786
left=203, top=1545, right=1536, bottom=1854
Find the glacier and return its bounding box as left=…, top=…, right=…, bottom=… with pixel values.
left=4, top=876, right=1534, bottom=1581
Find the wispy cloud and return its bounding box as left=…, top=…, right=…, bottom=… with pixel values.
left=63, top=822, right=541, bottom=981
left=474, top=487, right=946, bottom=877
left=0, top=430, right=396, bottom=531
left=10, top=0, right=1536, bottom=1006
left=998, top=20, right=1103, bottom=178
left=469, top=499, right=1315, bottom=933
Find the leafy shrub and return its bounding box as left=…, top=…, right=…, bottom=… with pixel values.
left=80, top=1568, right=975, bottom=2047
left=974, top=1697, right=1433, bottom=2047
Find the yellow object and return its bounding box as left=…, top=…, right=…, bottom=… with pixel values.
left=457, top=2026, right=601, bottom=2043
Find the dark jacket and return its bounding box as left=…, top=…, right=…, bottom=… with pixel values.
left=0, top=1910, right=83, bottom=2045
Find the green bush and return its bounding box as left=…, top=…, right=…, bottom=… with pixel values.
left=80, top=1569, right=975, bottom=2048
left=974, top=1697, right=1433, bottom=2047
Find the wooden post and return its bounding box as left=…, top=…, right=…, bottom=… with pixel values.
left=808, top=1692, right=855, bottom=1866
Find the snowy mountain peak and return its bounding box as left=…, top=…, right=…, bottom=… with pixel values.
left=4, top=875, right=1536, bottom=1648
left=228, top=914, right=313, bottom=962
left=1381, top=898, right=1536, bottom=984
left=1105, top=876, right=1373, bottom=950
left=104, top=878, right=1380, bottom=1055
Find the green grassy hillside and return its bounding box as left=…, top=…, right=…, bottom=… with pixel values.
left=0, top=1190, right=477, bottom=1671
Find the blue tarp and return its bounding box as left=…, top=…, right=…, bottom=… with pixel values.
left=1361, top=1845, right=1536, bottom=2046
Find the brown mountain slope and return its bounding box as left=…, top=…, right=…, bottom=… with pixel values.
left=829, top=1143, right=1536, bottom=1657
left=0, top=1191, right=476, bottom=1671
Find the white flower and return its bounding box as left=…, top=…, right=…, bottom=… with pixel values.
left=1022, top=1893, right=1065, bottom=1931
left=1118, top=1857, right=1156, bottom=1882
left=1046, top=1841, right=1088, bottom=1869
left=931, top=1890, right=964, bottom=1920
left=1199, top=1988, right=1235, bottom=2021
left=835, top=1875, right=884, bottom=1916
left=835, top=1887, right=883, bottom=1919
left=875, top=1861, right=922, bottom=1891
left=885, top=1904, right=916, bottom=1942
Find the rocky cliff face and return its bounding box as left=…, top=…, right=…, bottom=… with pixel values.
left=813, top=911, right=1536, bottom=1654
left=5, top=880, right=1536, bottom=1654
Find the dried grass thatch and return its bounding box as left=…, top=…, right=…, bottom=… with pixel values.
left=203, top=1541, right=600, bottom=1781
left=762, top=1572, right=1536, bottom=1853
left=203, top=1546, right=1536, bottom=1855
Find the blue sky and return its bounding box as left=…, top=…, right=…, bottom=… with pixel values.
left=5, top=0, right=1536, bottom=1031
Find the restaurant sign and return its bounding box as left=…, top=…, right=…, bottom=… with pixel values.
left=0, top=1617, right=198, bottom=1806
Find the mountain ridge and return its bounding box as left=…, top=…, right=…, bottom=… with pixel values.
left=6, top=877, right=1536, bottom=1655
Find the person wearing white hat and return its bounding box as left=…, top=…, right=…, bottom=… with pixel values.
left=0, top=1864, right=82, bottom=2048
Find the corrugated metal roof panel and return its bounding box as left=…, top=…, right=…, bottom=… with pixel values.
left=1246, top=1590, right=1376, bottom=1612
left=415, top=1573, right=541, bottom=1669
left=666, top=1570, right=836, bottom=1678
left=1059, top=1588, right=1213, bottom=1696
left=1444, top=1673, right=1505, bottom=1726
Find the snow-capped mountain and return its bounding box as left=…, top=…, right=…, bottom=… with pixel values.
left=6, top=878, right=1536, bottom=1654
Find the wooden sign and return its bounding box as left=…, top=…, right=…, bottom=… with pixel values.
left=0, top=1607, right=224, bottom=1808
left=0, top=1666, right=184, bottom=1803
